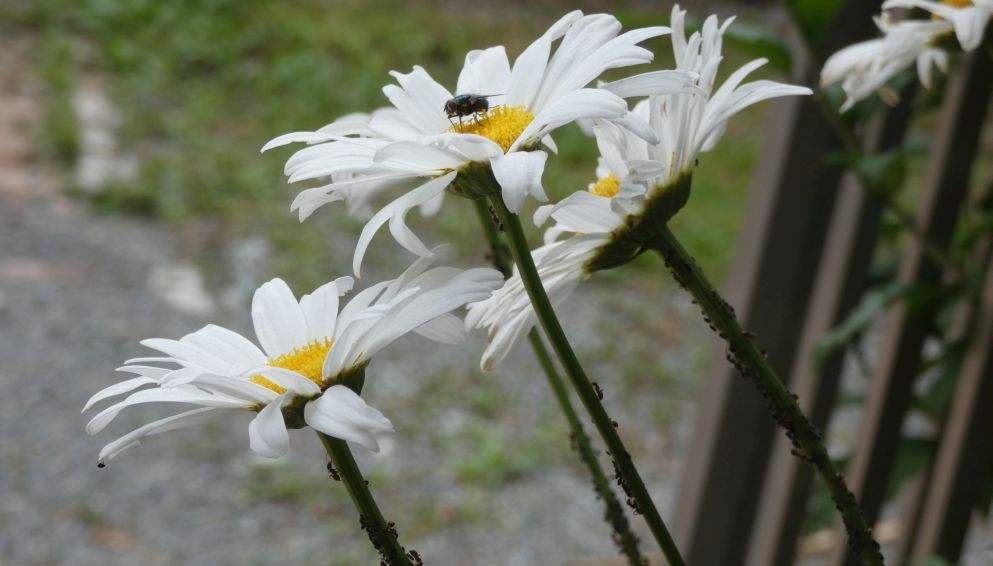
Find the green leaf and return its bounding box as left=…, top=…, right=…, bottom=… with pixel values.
left=814, top=281, right=911, bottom=368
left=914, top=342, right=965, bottom=419
left=855, top=150, right=908, bottom=199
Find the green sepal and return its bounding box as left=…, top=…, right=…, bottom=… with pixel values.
left=446, top=161, right=501, bottom=200
left=333, top=365, right=368, bottom=395
left=585, top=173, right=692, bottom=273
left=280, top=366, right=368, bottom=429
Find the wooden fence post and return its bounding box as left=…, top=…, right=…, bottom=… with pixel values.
left=673, top=2, right=883, bottom=563
left=907, top=245, right=993, bottom=562
left=744, top=90, right=915, bottom=566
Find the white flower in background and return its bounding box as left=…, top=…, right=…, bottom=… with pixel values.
left=821, top=15, right=953, bottom=111
left=821, top=0, right=991, bottom=111
left=883, top=0, right=993, bottom=51
left=264, top=11, right=701, bottom=275
left=468, top=5, right=812, bottom=370
left=84, top=255, right=502, bottom=465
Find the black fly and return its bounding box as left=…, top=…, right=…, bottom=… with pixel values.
left=444, top=94, right=500, bottom=129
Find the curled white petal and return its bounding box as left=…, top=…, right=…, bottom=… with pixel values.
left=305, top=386, right=394, bottom=452
left=248, top=393, right=291, bottom=459
left=492, top=151, right=549, bottom=213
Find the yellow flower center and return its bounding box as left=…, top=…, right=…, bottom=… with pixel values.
left=448, top=105, right=534, bottom=152
left=249, top=339, right=333, bottom=394
left=933, top=0, right=971, bottom=20
left=590, top=174, right=621, bottom=198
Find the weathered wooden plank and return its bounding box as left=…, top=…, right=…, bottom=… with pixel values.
left=902, top=201, right=993, bottom=564
left=673, top=2, right=885, bottom=563
left=744, top=90, right=915, bottom=566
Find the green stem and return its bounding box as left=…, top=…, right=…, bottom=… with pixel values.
left=317, top=433, right=415, bottom=566
left=648, top=225, right=884, bottom=566
left=488, top=194, right=684, bottom=566
left=472, top=199, right=645, bottom=565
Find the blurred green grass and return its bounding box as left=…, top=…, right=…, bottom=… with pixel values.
left=22, top=0, right=777, bottom=286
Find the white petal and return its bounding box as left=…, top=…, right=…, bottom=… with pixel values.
left=187, top=324, right=267, bottom=369
left=251, top=278, right=309, bottom=358
left=261, top=131, right=343, bottom=153
left=305, top=386, right=394, bottom=452
left=491, top=151, right=549, bottom=213
left=611, top=111, right=659, bottom=145
left=540, top=191, right=622, bottom=234
left=374, top=141, right=465, bottom=171
left=456, top=46, right=512, bottom=96
left=507, top=11, right=584, bottom=108
left=252, top=367, right=322, bottom=396
left=192, top=374, right=279, bottom=405
left=384, top=66, right=453, bottom=134
left=414, top=313, right=468, bottom=344
left=86, top=387, right=245, bottom=435
left=435, top=133, right=504, bottom=162
left=951, top=7, right=991, bottom=50
left=96, top=408, right=221, bottom=466
left=418, top=190, right=445, bottom=217
left=300, top=278, right=351, bottom=342
left=139, top=336, right=227, bottom=374
left=511, top=89, right=627, bottom=152
left=290, top=173, right=416, bottom=222
left=82, top=376, right=158, bottom=413
left=115, top=365, right=171, bottom=379
left=602, top=70, right=702, bottom=98
left=352, top=172, right=456, bottom=276
left=248, top=393, right=291, bottom=459
left=354, top=268, right=503, bottom=359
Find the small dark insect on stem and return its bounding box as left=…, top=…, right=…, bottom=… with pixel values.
left=593, top=382, right=605, bottom=400
left=326, top=460, right=341, bottom=481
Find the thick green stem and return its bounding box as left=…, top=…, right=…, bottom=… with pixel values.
left=488, top=194, right=684, bottom=566
left=318, top=433, right=415, bottom=566
left=649, top=225, right=884, bottom=566
left=472, top=199, right=645, bottom=565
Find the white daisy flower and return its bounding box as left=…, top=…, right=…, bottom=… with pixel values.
left=85, top=255, right=503, bottom=466
left=468, top=6, right=812, bottom=370
left=821, top=0, right=992, bottom=111
left=821, top=14, right=953, bottom=111
left=883, top=0, right=993, bottom=51
left=263, top=11, right=702, bottom=276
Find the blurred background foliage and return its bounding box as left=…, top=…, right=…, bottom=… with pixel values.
left=7, top=0, right=784, bottom=290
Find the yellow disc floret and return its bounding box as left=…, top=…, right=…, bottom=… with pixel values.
left=249, top=339, right=333, bottom=394
left=933, top=0, right=971, bottom=20
left=449, top=105, right=534, bottom=153
left=590, top=174, right=621, bottom=199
